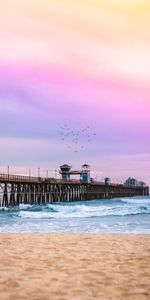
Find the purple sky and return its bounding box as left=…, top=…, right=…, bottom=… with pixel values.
left=0, top=1, right=150, bottom=185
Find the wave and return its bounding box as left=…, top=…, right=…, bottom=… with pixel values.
left=19, top=203, right=57, bottom=212
left=0, top=207, right=9, bottom=211
left=1, top=197, right=150, bottom=220
left=120, top=197, right=150, bottom=205
left=0, top=197, right=150, bottom=233
left=16, top=199, right=150, bottom=219
left=19, top=211, right=52, bottom=219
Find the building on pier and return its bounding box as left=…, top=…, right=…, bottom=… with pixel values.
left=124, top=177, right=147, bottom=187
left=80, top=164, right=91, bottom=183
left=59, top=164, right=72, bottom=181
left=59, top=164, right=91, bottom=183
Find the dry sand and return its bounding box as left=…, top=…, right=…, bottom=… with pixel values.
left=0, top=234, right=150, bottom=300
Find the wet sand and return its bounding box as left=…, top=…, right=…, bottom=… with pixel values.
left=0, top=234, right=150, bottom=300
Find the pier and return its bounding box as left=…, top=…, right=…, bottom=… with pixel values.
left=0, top=172, right=149, bottom=207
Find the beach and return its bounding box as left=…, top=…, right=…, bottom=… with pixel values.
left=0, top=234, right=150, bottom=300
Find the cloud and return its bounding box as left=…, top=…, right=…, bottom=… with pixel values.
left=0, top=137, right=149, bottom=185
left=0, top=1, right=150, bottom=82
left=0, top=1, right=150, bottom=185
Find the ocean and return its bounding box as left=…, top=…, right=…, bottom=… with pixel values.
left=0, top=196, right=150, bottom=233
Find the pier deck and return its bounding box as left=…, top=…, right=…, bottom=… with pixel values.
left=0, top=174, right=149, bottom=207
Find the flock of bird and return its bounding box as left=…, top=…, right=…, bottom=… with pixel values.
left=57, top=125, right=96, bottom=153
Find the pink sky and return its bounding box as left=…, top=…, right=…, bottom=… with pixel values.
left=0, top=1, right=150, bottom=185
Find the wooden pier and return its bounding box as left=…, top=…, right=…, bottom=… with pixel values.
left=0, top=173, right=149, bottom=207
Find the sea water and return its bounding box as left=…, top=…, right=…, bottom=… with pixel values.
left=0, top=196, right=150, bottom=233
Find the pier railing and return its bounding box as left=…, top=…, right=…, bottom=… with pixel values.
left=0, top=173, right=41, bottom=183
left=0, top=173, right=84, bottom=184
left=0, top=173, right=147, bottom=187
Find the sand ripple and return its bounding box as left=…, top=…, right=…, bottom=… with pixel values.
left=0, top=234, right=150, bottom=300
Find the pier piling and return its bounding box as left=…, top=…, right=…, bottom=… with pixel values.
left=0, top=174, right=149, bottom=207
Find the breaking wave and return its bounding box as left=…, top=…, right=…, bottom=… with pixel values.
left=0, top=196, right=150, bottom=233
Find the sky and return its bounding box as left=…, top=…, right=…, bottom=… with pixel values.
left=0, top=0, right=150, bottom=184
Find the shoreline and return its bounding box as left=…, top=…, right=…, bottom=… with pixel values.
left=0, top=233, right=150, bottom=300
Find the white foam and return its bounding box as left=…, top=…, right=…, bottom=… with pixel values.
left=0, top=207, right=9, bottom=211
left=19, top=204, right=32, bottom=210
left=19, top=211, right=52, bottom=219
left=19, top=200, right=150, bottom=219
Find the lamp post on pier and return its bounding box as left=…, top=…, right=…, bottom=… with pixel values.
left=45, top=169, right=58, bottom=179
left=7, top=165, right=10, bottom=178
left=38, top=167, right=40, bottom=178
left=55, top=168, right=58, bottom=179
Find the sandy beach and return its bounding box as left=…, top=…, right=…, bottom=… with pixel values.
left=0, top=234, right=150, bottom=300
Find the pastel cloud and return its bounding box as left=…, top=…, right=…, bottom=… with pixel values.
left=0, top=1, right=150, bottom=82
left=0, top=137, right=150, bottom=186
left=0, top=1, right=150, bottom=184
